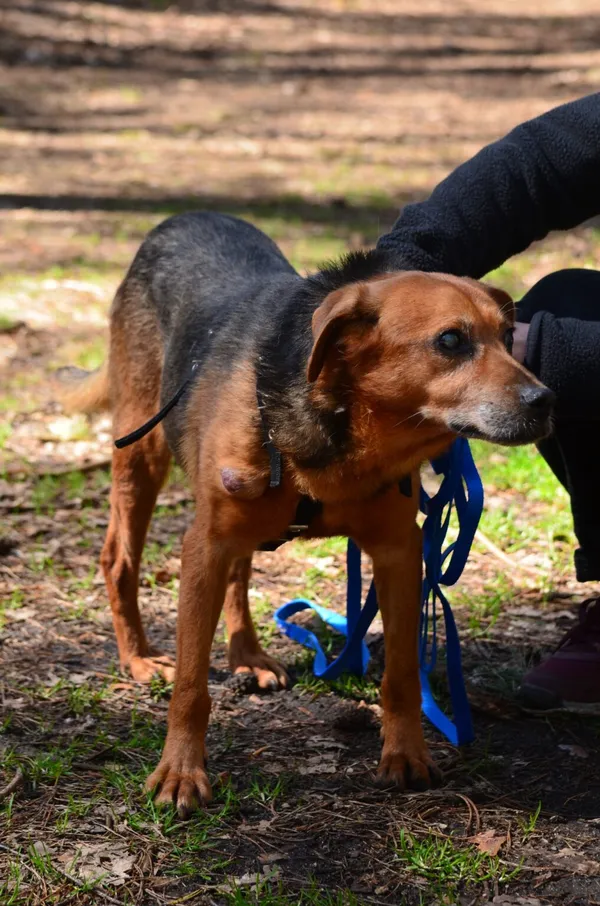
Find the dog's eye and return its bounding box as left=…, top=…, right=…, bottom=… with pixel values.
left=503, top=328, right=515, bottom=354
left=436, top=329, right=471, bottom=356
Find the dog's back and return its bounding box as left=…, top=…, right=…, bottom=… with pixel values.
left=123, top=213, right=300, bottom=450
left=60, top=213, right=300, bottom=452
left=129, top=212, right=297, bottom=335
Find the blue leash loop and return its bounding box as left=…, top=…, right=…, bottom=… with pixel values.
left=273, top=438, right=483, bottom=745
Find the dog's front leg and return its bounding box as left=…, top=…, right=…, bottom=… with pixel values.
left=146, top=514, right=232, bottom=817
left=371, top=526, right=442, bottom=791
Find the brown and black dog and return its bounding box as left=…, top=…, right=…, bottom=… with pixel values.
left=66, top=212, right=554, bottom=816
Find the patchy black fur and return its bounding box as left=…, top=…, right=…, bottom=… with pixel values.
left=306, top=247, right=392, bottom=298
left=114, top=212, right=394, bottom=468
left=256, top=249, right=392, bottom=468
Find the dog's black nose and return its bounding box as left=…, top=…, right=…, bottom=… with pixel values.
left=519, top=385, right=555, bottom=412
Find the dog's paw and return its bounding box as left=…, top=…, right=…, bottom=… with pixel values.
left=146, top=752, right=212, bottom=819
left=376, top=745, right=442, bottom=792
left=128, top=654, right=176, bottom=684
left=231, top=651, right=288, bottom=692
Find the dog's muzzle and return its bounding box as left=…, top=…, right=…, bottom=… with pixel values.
left=449, top=385, right=556, bottom=446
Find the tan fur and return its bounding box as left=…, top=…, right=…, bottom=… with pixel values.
left=58, top=362, right=110, bottom=413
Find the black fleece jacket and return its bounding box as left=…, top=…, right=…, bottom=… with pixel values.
left=376, top=92, right=600, bottom=413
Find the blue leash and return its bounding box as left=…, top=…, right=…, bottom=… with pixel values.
left=273, top=438, right=482, bottom=745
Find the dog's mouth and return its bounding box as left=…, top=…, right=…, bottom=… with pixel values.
left=448, top=414, right=553, bottom=446
left=447, top=422, right=486, bottom=441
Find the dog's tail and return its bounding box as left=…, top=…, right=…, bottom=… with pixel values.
left=55, top=362, right=110, bottom=414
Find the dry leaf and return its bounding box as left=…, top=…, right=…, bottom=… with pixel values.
left=58, top=842, right=135, bottom=886
left=238, top=819, right=273, bottom=834
left=558, top=743, right=588, bottom=759
left=229, top=866, right=280, bottom=888
left=553, top=847, right=600, bottom=876
left=258, top=852, right=288, bottom=864
left=468, top=829, right=507, bottom=857
left=307, top=735, right=347, bottom=750
left=32, top=841, right=52, bottom=857
left=298, top=754, right=338, bottom=775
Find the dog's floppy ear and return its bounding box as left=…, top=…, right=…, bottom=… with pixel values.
left=484, top=285, right=515, bottom=322
left=307, top=284, right=377, bottom=383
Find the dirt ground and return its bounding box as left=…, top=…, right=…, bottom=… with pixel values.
left=2, top=2, right=600, bottom=905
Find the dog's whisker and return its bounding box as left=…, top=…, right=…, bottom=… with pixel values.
left=392, top=411, right=422, bottom=429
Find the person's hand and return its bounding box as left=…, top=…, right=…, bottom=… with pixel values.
left=512, top=321, right=530, bottom=364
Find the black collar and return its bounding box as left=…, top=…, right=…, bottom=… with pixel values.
left=256, top=388, right=283, bottom=488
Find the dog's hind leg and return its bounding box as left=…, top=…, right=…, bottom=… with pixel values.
left=102, top=431, right=172, bottom=682
left=224, top=557, right=288, bottom=690
left=101, top=290, right=173, bottom=683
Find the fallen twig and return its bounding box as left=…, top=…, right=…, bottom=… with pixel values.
left=442, top=525, right=544, bottom=576
left=456, top=792, right=481, bottom=836
left=0, top=769, right=24, bottom=802
left=474, top=528, right=544, bottom=577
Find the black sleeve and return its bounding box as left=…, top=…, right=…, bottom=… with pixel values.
left=525, top=311, right=600, bottom=420
left=376, top=92, right=600, bottom=279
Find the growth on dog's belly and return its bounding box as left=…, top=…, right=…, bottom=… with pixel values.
left=220, top=467, right=268, bottom=499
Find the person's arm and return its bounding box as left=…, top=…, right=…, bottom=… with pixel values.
left=377, top=93, right=600, bottom=280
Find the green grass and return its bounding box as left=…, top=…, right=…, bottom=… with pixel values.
left=470, top=440, right=569, bottom=505
left=54, top=795, right=94, bottom=832
left=124, top=708, right=167, bottom=756
left=518, top=801, right=542, bottom=842
left=0, top=422, right=12, bottom=449
left=29, top=470, right=94, bottom=514
left=299, top=565, right=335, bottom=600
left=453, top=573, right=513, bottom=636
left=0, top=313, right=20, bottom=330
left=30, top=474, right=62, bottom=514
left=245, top=772, right=287, bottom=805
left=297, top=537, right=347, bottom=558
left=28, top=469, right=110, bottom=516
left=466, top=440, right=574, bottom=584
left=64, top=469, right=87, bottom=499
left=64, top=681, right=110, bottom=716
left=486, top=258, right=536, bottom=300
left=249, top=590, right=278, bottom=646
left=223, top=882, right=367, bottom=906
left=0, top=589, right=25, bottom=630
left=73, top=338, right=106, bottom=371
left=2, top=740, right=88, bottom=788
left=395, top=830, right=522, bottom=900
left=2, top=706, right=297, bottom=899
left=0, top=394, right=20, bottom=413
left=144, top=538, right=175, bottom=566
left=0, top=858, right=23, bottom=906
left=149, top=673, right=174, bottom=701
left=296, top=663, right=380, bottom=704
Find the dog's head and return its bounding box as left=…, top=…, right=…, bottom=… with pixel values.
left=307, top=272, right=554, bottom=447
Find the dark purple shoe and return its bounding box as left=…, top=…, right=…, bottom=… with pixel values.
left=520, top=598, right=600, bottom=711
